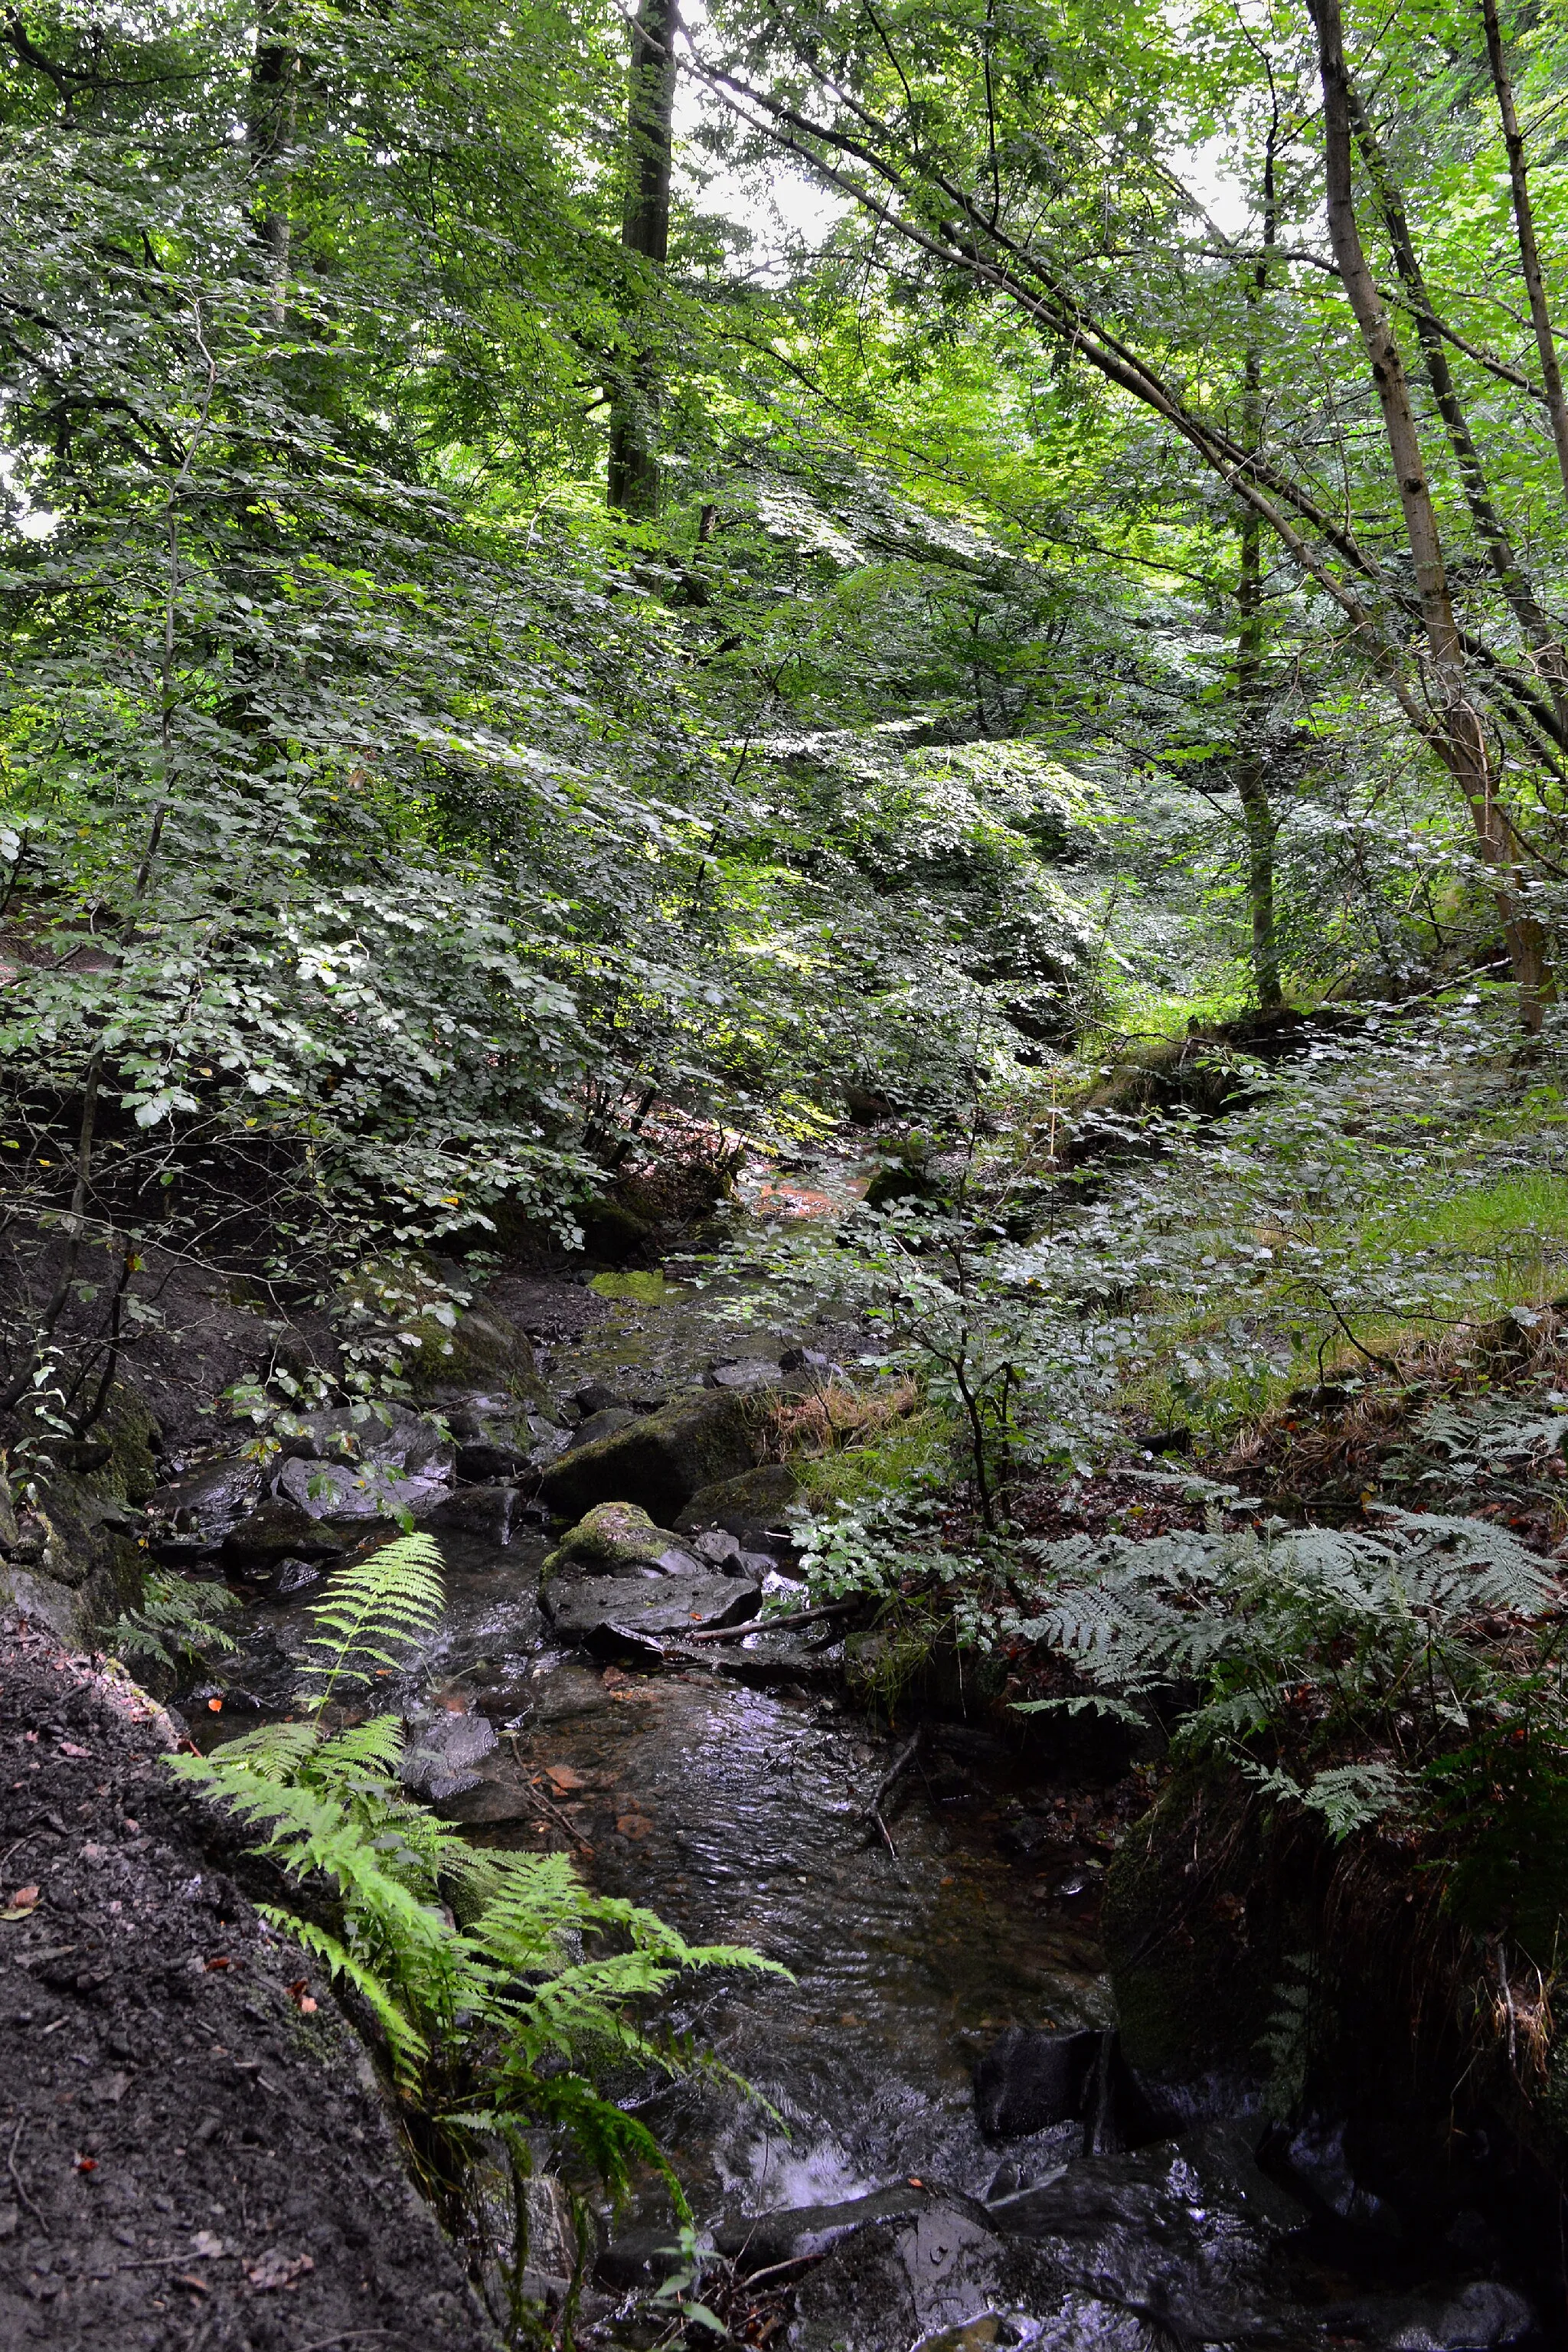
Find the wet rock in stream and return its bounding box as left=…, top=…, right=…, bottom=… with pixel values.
left=540, top=1568, right=761, bottom=1643
left=972, top=2026, right=1106, bottom=2141
left=537, top=1385, right=762, bottom=1522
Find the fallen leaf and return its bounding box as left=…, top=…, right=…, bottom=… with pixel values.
left=204, top=1955, right=232, bottom=1971
left=58, top=1742, right=90, bottom=1759
left=543, top=1762, right=585, bottom=1792
left=2, top=1885, right=40, bottom=1920
left=74, top=2156, right=97, bottom=2174
left=188, top=2231, right=226, bottom=2259
left=246, top=2248, right=315, bottom=2292
left=615, top=1815, right=652, bottom=1839
left=175, top=2273, right=210, bottom=2295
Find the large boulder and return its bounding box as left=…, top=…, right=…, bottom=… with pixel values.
left=540, top=1570, right=761, bottom=1644
left=973, top=2027, right=1104, bottom=2140
left=537, top=1388, right=762, bottom=1524
left=542, top=1501, right=696, bottom=1580
left=675, top=1463, right=801, bottom=1549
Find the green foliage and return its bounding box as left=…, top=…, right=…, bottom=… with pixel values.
left=1008, top=1505, right=1560, bottom=1845
left=171, top=1535, right=784, bottom=2314
left=111, top=1573, right=238, bottom=1674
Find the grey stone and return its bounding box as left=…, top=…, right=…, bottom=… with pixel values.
left=1326, top=2280, right=1534, bottom=2349
left=423, top=1485, right=522, bottom=1545
left=675, top=1463, right=801, bottom=1550
left=271, top=1455, right=448, bottom=1522
left=145, top=1458, right=264, bottom=1550
left=0, top=1563, right=90, bottom=1647
left=539, top=1387, right=761, bottom=1524
left=707, top=1358, right=784, bottom=1393
left=400, top=1710, right=498, bottom=1801
left=974, top=2027, right=1102, bottom=2139
left=222, top=1498, right=351, bottom=1561
left=540, top=1570, right=761, bottom=1643
left=567, top=1406, right=641, bottom=1451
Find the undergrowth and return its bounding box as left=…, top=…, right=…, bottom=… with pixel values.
left=172, top=1533, right=782, bottom=2343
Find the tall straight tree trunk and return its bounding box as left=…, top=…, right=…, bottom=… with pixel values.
left=1235, top=119, right=1282, bottom=1012
left=1308, top=0, right=1554, bottom=1029
left=608, top=0, right=678, bottom=516
left=248, top=2, right=296, bottom=322
left=1235, top=508, right=1282, bottom=1009
left=1481, top=0, right=1568, bottom=503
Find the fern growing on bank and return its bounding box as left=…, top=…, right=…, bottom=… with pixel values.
left=1010, top=1508, right=1562, bottom=1841
left=171, top=1532, right=785, bottom=2331
left=113, top=1572, right=238, bottom=1673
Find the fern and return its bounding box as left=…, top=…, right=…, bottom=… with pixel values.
left=295, top=1529, right=445, bottom=1710
left=111, top=1572, right=237, bottom=1672
left=1009, top=1508, right=1560, bottom=1843
left=169, top=1531, right=787, bottom=2312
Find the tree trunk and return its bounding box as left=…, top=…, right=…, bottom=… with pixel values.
left=1308, top=0, right=1554, bottom=1029
left=1481, top=0, right=1568, bottom=504
left=1345, top=77, right=1568, bottom=729
left=1235, top=507, right=1282, bottom=1009
left=1234, top=121, right=1282, bottom=1013
left=248, top=2, right=296, bottom=322
left=608, top=0, right=679, bottom=517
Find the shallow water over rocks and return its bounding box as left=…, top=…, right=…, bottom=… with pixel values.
left=162, top=1253, right=1550, bottom=2349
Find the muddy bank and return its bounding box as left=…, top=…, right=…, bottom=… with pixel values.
left=0, top=1618, right=494, bottom=2351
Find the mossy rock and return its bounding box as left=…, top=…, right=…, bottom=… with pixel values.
left=580, top=1197, right=653, bottom=1266
left=402, top=1295, right=552, bottom=1409
left=675, top=1464, right=802, bottom=1540
left=537, top=1388, right=762, bottom=1525
left=589, top=1269, right=675, bottom=1303
left=863, top=1155, right=947, bottom=1211
left=542, top=1501, right=686, bottom=1581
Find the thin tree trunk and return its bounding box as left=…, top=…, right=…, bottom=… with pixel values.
left=1481, top=0, right=1568, bottom=503
left=1235, top=508, right=1282, bottom=1009
left=1236, top=119, right=1282, bottom=1012
left=1346, top=77, right=1568, bottom=727
left=248, top=2, right=296, bottom=322
left=608, top=0, right=678, bottom=516
left=1308, top=0, right=1554, bottom=1029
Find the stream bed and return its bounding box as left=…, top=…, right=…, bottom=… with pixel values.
left=161, top=1221, right=1549, bottom=2350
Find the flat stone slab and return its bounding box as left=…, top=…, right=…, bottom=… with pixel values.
left=541, top=1571, right=761, bottom=1642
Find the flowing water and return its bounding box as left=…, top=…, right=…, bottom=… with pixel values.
left=181, top=1159, right=1553, bottom=2347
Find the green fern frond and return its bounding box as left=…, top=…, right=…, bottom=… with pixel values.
left=260, top=1909, right=430, bottom=2079
left=297, top=1531, right=446, bottom=1711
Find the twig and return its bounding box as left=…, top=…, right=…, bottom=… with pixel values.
left=862, top=1727, right=924, bottom=1857
left=866, top=1726, right=923, bottom=1822
left=731, top=2249, right=825, bottom=2290
left=8, top=2120, right=47, bottom=2234
left=684, top=1599, right=860, bottom=1645
left=505, top=1736, right=594, bottom=1854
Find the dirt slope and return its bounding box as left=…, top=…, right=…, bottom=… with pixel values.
left=0, top=1618, right=495, bottom=2350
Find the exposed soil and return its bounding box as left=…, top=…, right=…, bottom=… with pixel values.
left=0, top=1619, right=495, bottom=2352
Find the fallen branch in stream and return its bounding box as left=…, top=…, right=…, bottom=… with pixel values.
left=683, top=1598, right=862, bottom=1645
left=505, top=1736, right=596, bottom=1855
left=864, top=1726, right=924, bottom=1857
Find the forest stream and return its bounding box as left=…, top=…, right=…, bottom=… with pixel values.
left=149, top=1174, right=1550, bottom=2352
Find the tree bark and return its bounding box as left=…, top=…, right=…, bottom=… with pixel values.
left=248, top=2, right=296, bottom=322
left=608, top=0, right=679, bottom=516
left=1308, top=0, right=1554, bottom=1028
left=1481, top=0, right=1568, bottom=504
left=1235, top=508, right=1282, bottom=1010
left=1345, top=77, right=1568, bottom=729
left=1236, top=119, right=1282, bottom=1012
